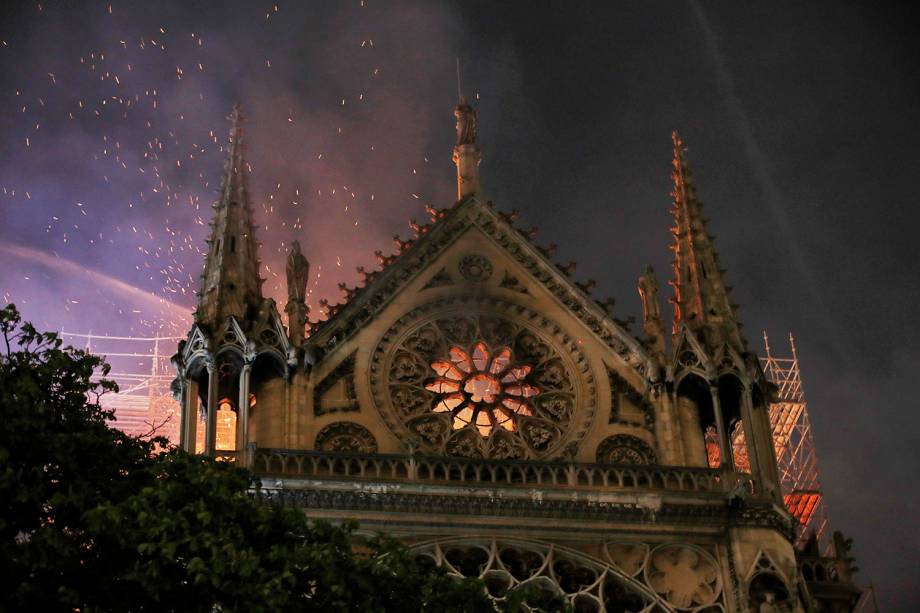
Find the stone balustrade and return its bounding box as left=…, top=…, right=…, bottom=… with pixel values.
left=252, top=448, right=729, bottom=494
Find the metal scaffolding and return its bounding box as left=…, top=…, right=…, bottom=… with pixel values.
left=60, top=330, right=182, bottom=442
left=761, top=332, right=830, bottom=550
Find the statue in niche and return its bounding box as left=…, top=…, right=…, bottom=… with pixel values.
left=757, top=592, right=791, bottom=613
left=286, top=240, right=309, bottom=303
left=454, top=98, right=477, bottom=146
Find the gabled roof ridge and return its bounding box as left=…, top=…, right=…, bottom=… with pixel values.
left=305, top=198, right=651, bottom=378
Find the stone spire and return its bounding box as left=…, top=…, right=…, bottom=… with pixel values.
left=196, top=104, right=264, bottom=329
left=669, top=131, right=745, bottom=352
left=452, top=94, right=481, bottom=201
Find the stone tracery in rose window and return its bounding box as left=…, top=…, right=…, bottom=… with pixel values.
left=427, top=342, right=540, bottom=437
left=381, top=313, right=578, bottom=459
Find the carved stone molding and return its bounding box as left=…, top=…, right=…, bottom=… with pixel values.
left=644, top=543, right=722, bottom=609
left=313, top=352, right=358, bottom=416
left=314, top=421, right=377, bottom=454
left=607, top=367, right=656, bottom=431
left=499, top=270, right=529, bottom=294
left=596, top=434, right=657, bottom=465
left=458, top=254, right=493, bottom=282
left=264, top=486, right=795, bottom=537
left=415, top=537, right=656, bottom=612
left=422, top=267, right=453, bottom=290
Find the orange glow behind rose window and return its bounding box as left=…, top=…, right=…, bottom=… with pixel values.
left=426, top=342, right=538, bottom=437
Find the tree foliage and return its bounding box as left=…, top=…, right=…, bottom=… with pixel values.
left=0, top=305, right=501, bottom=612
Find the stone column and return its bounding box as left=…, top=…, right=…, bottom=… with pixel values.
left=744, top=387, right=782, bottom=502
left=204, top=359, right=218, bottom=456
left=709, top=385, right=733, bottom=471
left=285, top=301, right=308, bottom=347
left=237, top=362, right=252, bottom=466
left=738, top=386, right=762, bottom=482
left=453, top=144, right=481, bottom=200
left=676, top=395, right=707, bottom=467
left=180, top=377, right=199, bottom=453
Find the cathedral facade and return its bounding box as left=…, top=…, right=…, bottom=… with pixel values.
left=172, top=103, right=862, bottom=612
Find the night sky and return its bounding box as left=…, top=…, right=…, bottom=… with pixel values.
left=1, top=2, right=917, bottom=609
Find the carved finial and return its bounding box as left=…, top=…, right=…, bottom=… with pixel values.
left=393, top=235, right=413, bottom=253
left=425, top=204, right=445, bottom=222
left=453, top=90, right=481, bottom=200
left=408, top=219, right=429, bottom=237
left=454, top=99, right=477, bottom=146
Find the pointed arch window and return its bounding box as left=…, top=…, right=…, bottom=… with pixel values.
left=215, top=398, right=237, bottom=451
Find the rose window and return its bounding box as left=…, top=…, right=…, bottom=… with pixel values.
left=372, top=307, right=592, bottom=459
left=426, top=342, right=540, bottom=438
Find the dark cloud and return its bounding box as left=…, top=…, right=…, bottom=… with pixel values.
left=1, top=1, right=916, bottom=609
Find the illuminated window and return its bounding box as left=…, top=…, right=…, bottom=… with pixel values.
left=704, top=424, right=720, bottom=469
left=426, top=342, right=538, bottom=438
left=215, top=398, right=237, bottom=451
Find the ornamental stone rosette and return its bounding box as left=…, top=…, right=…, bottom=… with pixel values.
left=370, top=298, right=596, bottom=459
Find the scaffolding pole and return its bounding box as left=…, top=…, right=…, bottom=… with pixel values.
left=761, top=332, right=830, bottom=551
left=60, top=331, right=183, bottom=441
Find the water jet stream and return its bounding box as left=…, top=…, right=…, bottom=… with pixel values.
left=0, top=240, right=191, bottom=323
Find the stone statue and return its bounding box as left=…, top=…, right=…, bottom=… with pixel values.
left=286, top=240, right=309, bottom=303
left=454, top=99, right=477, bottom=146
left=758, top=592, right=784, bottom=613
left=638, top=265, right=666, bottom=358
left=637, top=265, right=661, bottom=322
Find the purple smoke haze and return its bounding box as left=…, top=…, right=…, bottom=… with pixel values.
left=1, top=2, right=917, bottom=610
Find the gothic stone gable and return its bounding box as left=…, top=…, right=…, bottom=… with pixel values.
left=301, top=198, right=655, bottom=462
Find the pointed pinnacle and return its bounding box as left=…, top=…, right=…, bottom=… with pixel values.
left=425, top=204, right=445, bottom=221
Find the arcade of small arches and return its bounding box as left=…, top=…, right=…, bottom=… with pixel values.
left=408, top=537, right=796, bottom=612
left=176, top=307, right=776, bottom=500
left=411, top=537, right=728, bottom=612
left=672, top=351, right=772, bottom=479
left=176, top=320, right=290, bottom=461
